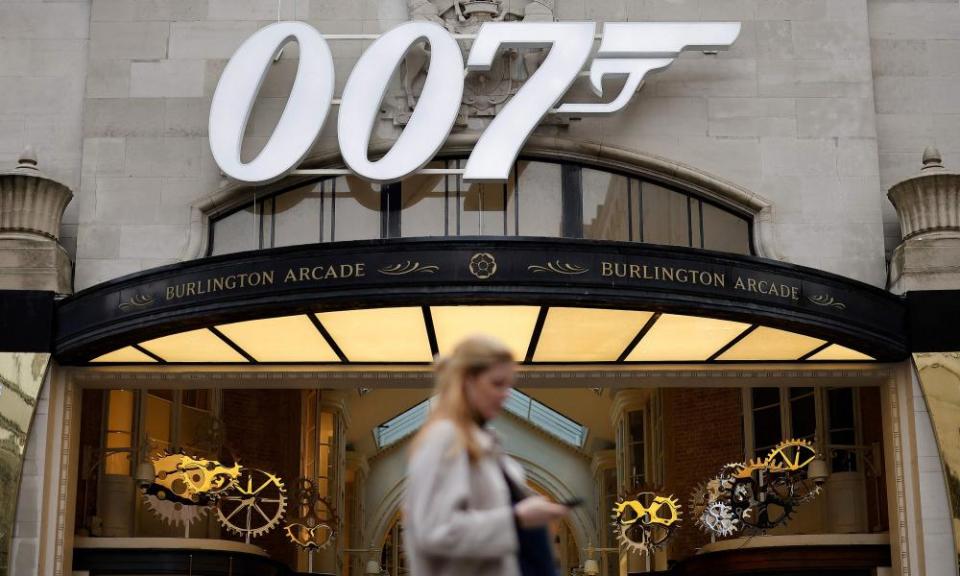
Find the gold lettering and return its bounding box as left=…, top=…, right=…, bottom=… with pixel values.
left=629, top=264, right=641, bottom=279
left=661, top=267, right=674, bottom=282
left=735, top=276, right=745, bottom=290
left=714, top=273, right=725, bottom=288
left=747, top=278, right=758, bottom=292
left=166, top=286, right=175, bottom=300
left=285, top=269, right=297, bottom=283
left=324, top=266, right=338, bottom=279
left=225, top=276, right=236, bottom=290
left=676, top=269, right=689, bottom=283
left=263, top=271, right=274, bottom=285
left=213, top=277, right=224, bottom=292
left=791, top=286, right=800, bottom=301
left=643, top=265, right=654, bottom=280
left=356, top=263, right=366, bottom=277
left=602, top=262, right=613, bottom=277
left=185, top=282, right=197, bottom=296
left=299, top=267, right=311, bottom=282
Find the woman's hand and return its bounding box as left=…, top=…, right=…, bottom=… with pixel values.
left=513, top=496, right=570, bottom=529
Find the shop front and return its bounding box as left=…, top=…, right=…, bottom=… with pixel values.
left=2, top=3, right=960, bottom=576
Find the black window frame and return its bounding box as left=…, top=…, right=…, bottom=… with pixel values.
left=206, top=155, right=755, bottom=257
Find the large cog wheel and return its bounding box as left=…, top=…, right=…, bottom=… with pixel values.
left=703, top=501, right=739, bottom=537
left=142, top=493, right=209, bottom=527
left=611, top=492, right=680, bottom=556
left=284, top=478, right=339, bottom=551
left=216, top=468, right=287, bottom=540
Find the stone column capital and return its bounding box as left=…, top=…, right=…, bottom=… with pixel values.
left=887, top=147, right=960, bottom=293
left=0, top=147, right=73, bottom=241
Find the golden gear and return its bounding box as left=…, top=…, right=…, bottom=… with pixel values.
left=611, top=492, right=681, bottom=555
left=284, top=479, right=339, bottom=551
left=142, top=493, right=209, bottom=527
left=732, top=458, right=767, bottom=480
left=764, top=438, right=817, bottom=472
left=151, top=452, right=240, bottom=503
left=690, top=474, right=738, bottom=536
left=216, top=468, right=287, bottom=540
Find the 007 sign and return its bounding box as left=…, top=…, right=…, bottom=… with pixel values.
left=208, top=20, right=740, bottom=185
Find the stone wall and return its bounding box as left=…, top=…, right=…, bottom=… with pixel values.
left=661, top=387, right=743, bottom=561
left=868, top=0, right=960, bottom=255
left=0, top=1, right=90, bottom=259
left=72, top=0, right=893, bottom=288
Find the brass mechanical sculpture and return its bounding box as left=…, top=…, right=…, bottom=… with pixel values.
left=216, top=467, right=288, bottom=541
left=141, top=451, right=287, bottom=542
left=284, top=478, right=339, bottom=551
left=611, top=491, right=681, bottom=555
left=141, top=451, right=241, bottom=527
left=690, top=439, right=824, bottom=537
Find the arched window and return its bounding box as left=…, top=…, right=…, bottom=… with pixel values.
left=208, top=158, right=753, bottom=256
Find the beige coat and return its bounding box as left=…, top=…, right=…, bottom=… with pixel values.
left=403, top=419, right=528, bottom=576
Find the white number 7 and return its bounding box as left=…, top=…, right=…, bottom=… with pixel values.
left=463, top=22, right=596, bottom=183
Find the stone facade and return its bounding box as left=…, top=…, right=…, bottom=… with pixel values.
left=49, top=0, right=911, bottom=289
left=2, top=1, right=959, bottom=576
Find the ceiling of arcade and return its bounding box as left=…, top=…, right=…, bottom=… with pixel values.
left=88, top=305, right=874, bottom=366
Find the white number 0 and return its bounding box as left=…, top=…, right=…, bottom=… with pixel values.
left=209, top=21, right=741, bottom=185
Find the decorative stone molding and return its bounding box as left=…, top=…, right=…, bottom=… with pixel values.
left=0, top=147, right=73, bottom=241
left=0, top=147, right=74, bottom=293
left=887, top=147, right=960, bottom=293
left=888, top=147, right=960, bottom=241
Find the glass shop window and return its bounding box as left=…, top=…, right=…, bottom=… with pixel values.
left=104, top=390, right=135, bottom=475
left=400, top=161, right=447, bottom=237
left=273, top=184, right=323, bottom=248
left=827, top=387, right=858, bottom=472
left=789, top=387, right=817, bottom=442
left=326, top=176, right=382, bottom=242
left=510, top=161, right=563, bottom=237
left=103, top=389, right=217, bottom=474
left=747, top=386, right=861, bottom=469
left=628, top=410, right=646, bottom=488
left=751, top=387, right=782, bottom=459
left=582, top=168, right=633, bottom=242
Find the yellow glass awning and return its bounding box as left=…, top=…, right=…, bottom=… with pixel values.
left=89, top=305, right=876, bottom=365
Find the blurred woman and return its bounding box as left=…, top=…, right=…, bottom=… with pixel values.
left=403, top=335, right=570, bottom=576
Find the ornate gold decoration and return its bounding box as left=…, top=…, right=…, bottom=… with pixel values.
left=807, top=294, right=846, bottom=310
left=216, top=468, right=287, bottom=540
left=468, top=252, right=497, bottom=279
left=148, top=452, right=240, bottom=504
left=142, top=494, right=210, bottom=527
left=377, top=261, right=439, bottom=275
left=284, top=478, right=339, bottom=550
left=611, top=491, right=681, bottom=555
left=765, top=438, right=818, bottom=472
left=527, top=260, right=589, bottom=275
left=692, top=439, right=823, bottom=538
left=118, top=293, right=155, bottom=312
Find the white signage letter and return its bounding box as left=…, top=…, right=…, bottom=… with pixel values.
left=463, top=22, right=595, bottom=183
left=555, top=22, right=740, bottom=116
left=209, top=22, right=334, bottom=184
left=338, top=22, right=464, bottom=183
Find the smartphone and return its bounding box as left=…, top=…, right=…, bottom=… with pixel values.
left=560, top=497, right=584, bottom=508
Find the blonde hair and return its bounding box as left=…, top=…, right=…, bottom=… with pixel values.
left=414, top=335, right=514, bottom=462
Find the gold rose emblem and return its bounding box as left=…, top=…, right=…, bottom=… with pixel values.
left=469, top=253, right=497, bottom=280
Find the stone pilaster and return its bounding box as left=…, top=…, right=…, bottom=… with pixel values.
left=0, top=148, right=74, bottom=294
left=887, top=147, right=960, bottom=294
